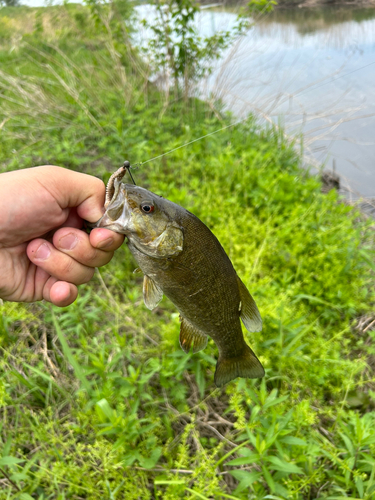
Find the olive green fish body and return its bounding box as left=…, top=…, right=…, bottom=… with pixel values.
left=129, top=210, right=244, bottom=352
left=97, top=181, right=264, bottom=386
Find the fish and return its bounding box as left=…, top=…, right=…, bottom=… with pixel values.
left=96, top=169, right=265, bottom=387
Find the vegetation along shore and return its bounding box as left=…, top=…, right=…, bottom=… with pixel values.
left=275, top=0, right=375, bottom=8
left=0, top=1, right=374, bottom=498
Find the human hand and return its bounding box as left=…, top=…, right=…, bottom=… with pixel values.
left=0, top=166, right=124, bottom=307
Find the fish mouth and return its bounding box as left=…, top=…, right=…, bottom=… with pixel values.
left=95, top=184, right=131, bottom=234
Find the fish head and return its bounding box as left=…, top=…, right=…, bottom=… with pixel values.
left=97, top=182, right=184, bottom=259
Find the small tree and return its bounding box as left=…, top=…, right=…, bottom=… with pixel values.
left=142, top=0, right=248, bottom=99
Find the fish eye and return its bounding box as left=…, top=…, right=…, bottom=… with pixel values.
left=140, top=201, right=155, bottom=214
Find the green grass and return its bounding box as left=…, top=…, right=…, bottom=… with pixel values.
left=1, top=3, right=375, bottom=499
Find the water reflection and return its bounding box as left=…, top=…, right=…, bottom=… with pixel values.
left=263, top=7, right=375, bottom=32
left=202, top=6, right=375, bottom=198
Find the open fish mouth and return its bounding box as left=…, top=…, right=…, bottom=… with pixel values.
left=95, top=184, right=131, bottom=234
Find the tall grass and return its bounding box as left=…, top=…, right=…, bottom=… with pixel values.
left=0, top=3, right=375, bottom=499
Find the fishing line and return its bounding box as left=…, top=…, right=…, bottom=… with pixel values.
left=294, top=60, right=375, bottom=97
left=126, top=58, right=375, bottom=174
left=140, top=117, right=248, bottom=166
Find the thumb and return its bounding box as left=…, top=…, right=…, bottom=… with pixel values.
left=35, top=166, right=106, bottom=222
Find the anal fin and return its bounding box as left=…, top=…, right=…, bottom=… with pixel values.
left=143, top=275, right=163, bottom=310
left=236, top=275, right=262, bottom=332
left=179, top=317, right=208, bottom=354
left=214, top=344, right=265, bottom=387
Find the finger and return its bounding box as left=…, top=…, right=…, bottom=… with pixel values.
left=89, top=228, right=125, bottom=252
left=52, top=228, right=118, bottom=268
left=27, top=239, right=95, bottom=285
left=30, top=266, right=77, bottom=306
left=31, top=166, right=106, bottom=222
left=46, top=279, right=78, bottom=307
left=41, top=209, right=84, bottom=243
left=59, top=207, right=84, bottom=229
left=31, top=265, right=52, bottom=301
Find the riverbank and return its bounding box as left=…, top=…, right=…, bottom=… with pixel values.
left=1, top=4, right=375, bottom=498
left=276, top=0, right=375, bottom=8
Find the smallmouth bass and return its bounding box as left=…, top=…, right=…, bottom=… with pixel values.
left=96, top=170, right=264, bottom=386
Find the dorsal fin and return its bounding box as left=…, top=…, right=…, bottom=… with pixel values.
left=236, top=275, right=262, bottom=332
left=179, top=317, right=208, bottom=354
left=143, top=275, right=163, bottom=310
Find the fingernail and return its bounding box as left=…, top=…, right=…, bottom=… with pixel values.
left=97, top=237, right=114, bottom=249
left=35, top=243, right=51, bottom=261
left=59, top=234, right=78, bottom=250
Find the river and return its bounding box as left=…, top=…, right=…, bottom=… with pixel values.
left=200, top=6, right=375, bottom=201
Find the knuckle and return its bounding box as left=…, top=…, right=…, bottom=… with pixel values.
left=111, top=234, right=124, bottom=249
left=96, top=178, right=106, bottom=190
left=80, top=268, right=95, bottom=284
left=97, top=252, right=113, bottom=267
left=61, top=258, right=76, bottom=278
left=90, top=177, right=105, bottom=195
left=82, top=248, right=99, bottom=266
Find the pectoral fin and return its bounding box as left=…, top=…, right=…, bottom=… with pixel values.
left=236, top=276, right=262, bottom=332
left=179, top=317, right=208, bottom=354
left=143, top=275, right=163, bottom=310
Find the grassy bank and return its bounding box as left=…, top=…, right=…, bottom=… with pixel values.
left=1, top=4, right=375, bottom=499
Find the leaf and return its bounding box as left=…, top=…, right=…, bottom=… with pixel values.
left=362, top=434, right=375, bottom=445
left=1, top=438, right=12, bottom=458
left=96, top=399, right=114, bottom=422
left=138, top=447, right=162, bottom=469
left=293, top=294, right=343, bottom=310
left=356, top=477, right=364, bottom=498
left=0, top=456, right=23, bottom=466
left=185, top=489, right=211, bottom=500
left=264, top=496, right=286, bottom=500
left=262, top=465, right=276, bottom=492
left=324, top=497, right=363, bottom=500
left=279, top=436, right=307, bottom=446
left=10, top=472, right=29, bottom=481
left=154, top=479, right=185, bottom=485
left=122, top=452, right=140, bottom=467
left=267, top=456, right=304, bottom=474
left=227, top=453, right=260, bottom=466
left=52, top=313, right=91, bottom=394
left=230, top=471, right=261, bottom=494
left=23, top=363, right=69, bottom=398
left=220, top=494, right=242, bottom=500
left=359, top=249, right=375, bottom=271
left=339, top=432, right=355, bottom=455
left=263, top=389, right=288, bottom=410
left=215, top=440, right=252, bottom=468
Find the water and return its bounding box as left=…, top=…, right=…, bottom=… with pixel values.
left=19, top=1, right=375, bottom=199
left=201, top=7, right=375, bottom=199
left=136, top=4, right=375, bottom=199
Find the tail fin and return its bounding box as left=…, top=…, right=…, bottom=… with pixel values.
left=214, top=345, right=264, bottom=387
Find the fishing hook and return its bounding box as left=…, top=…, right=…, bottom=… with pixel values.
left=123, top=160, right=137, bottom=186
